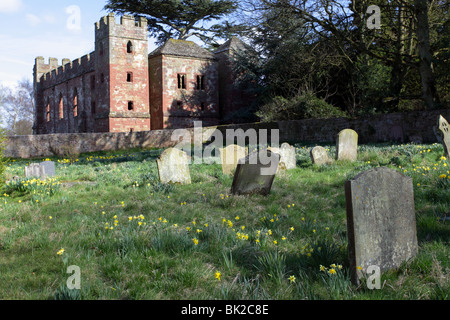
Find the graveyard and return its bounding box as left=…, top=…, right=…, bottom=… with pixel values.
left=0, top=139, right=448, bottom=300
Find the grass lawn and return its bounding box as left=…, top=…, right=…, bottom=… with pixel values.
left=0, top=142, right=448, bottom=300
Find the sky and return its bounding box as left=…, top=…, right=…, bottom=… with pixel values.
left=0, top=0, right=161, bottom=89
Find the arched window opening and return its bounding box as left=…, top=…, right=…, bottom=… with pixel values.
left=127, top=72, right=133, bottom=83
left=46, top=101, right=50, bottom=122
left=127, top=41, right=133, bottom=53
left=59, top=95, right=64, bottom=120
left=73, top=89, right=78, bottom=118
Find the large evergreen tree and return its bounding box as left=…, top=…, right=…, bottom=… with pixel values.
left=104, top=0, right=239, bottom=46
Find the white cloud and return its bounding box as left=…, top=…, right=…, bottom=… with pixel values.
left=0, top=0, right=23, bottom=13
left=26, top=13, right=41, bottom=26
left=42, top=14, right=56, bottom=24
left=0, top=33, right=93, bottom=87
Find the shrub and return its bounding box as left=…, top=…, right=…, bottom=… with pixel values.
left=256, top=94, right=347, bottom=122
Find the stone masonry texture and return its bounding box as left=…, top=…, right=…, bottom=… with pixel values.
left=5, top=109, right=450, bottom=159
left=33, top=14, right=243, bottom=135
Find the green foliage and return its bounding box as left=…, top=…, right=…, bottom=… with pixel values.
left=353, top=56, right=392, bottom=115
left=53, top=285, right=81, bottom=300
left=255, top=249, right=286, bottom=284
left=104, top=0, right=239, bottom=46
left=235, top=0, right=449, bottom=117
left=0, top=128, right=6, bottom=190
left=256, top=94, right=347, bottom=122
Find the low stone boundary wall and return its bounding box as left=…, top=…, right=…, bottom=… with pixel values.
left=4, top=109, right=449, bottom=159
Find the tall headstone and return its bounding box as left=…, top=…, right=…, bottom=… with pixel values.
left=156, top=148, right=191, bottom=185
left=219, top=144, right=248, bottom=175
left=25, top=163, right=45, bottom=178
left=345, top=167, right=418, bottom=285
left=438, top=115, right=450, bottom=158
left=310, top=146, right=332, bottom=165
left=40, top=161, right=56, bottom=178
left=336, top=129, right=358, bottom=161
left=268, top=142, right=296, bottom=172
left=231, top=149, right=280, bottom=196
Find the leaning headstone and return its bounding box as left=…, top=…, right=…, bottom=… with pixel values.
left=156, top=148, right=191, bottom=185
left=438, top=115, right=450, bottom=158
left=336, top=129, right=358, bottom=161
left=231, top=149, right=280, bottom=196
left=25, top=163, right=45, bottom=178
left=345, top=167, right=418, bottom=285
left=219, top=144, right=248, bottom=175
left=40, top=161, right=56, bottom=178
left=268, top=143, right=296, bottom=171
left=310, top=146, right=332, bottom=165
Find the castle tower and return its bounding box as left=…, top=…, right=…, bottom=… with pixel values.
left=33, top=56, right=59, bottom=134
left=94, top=13, right=150, bottom=132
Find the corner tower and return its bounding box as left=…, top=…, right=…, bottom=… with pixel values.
left=94, top=13, right=150, bottom=133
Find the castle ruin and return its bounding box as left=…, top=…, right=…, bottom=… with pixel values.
left=33, top=13, right=249, bottom=135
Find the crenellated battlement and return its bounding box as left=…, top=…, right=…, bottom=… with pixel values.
left=95, top=13, right=147, bottom=41
left=35, top=53, right=96, bottom=89
left=95, top=13, right=147, bottom=30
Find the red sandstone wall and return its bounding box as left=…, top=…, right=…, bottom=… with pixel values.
left=34, top=14, right=150, bottom=135
left=34, top=55, right=97, bottom=135
left=159, top=55, right=219, bottom=129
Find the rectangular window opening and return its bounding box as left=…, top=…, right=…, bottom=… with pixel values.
left=177, top=74, right=186, bottom=89
left=196, top=75, right=205, bottom=90
left=127, top=72, right=133, bottom=83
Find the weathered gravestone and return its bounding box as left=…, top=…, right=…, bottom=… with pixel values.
left=310, top=146, right=332, bottom=165
left=336, top=129, right=358, bottom=162
left=345, top=167, right=418, bottom=285
left=156, top=148, right=191, bottom=185
left=25, top=161, right=56, bottom=179
left=438, top=115, right=450, bottom=158
left=40, top=161, right=56, bottom=178
left=268, top=142, right=296, bottom=172
left=219, top=144, right=248, bottom=175
left=25, top=163, right=45, bottom=178
left=231, top=149, right=280, bottom=196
